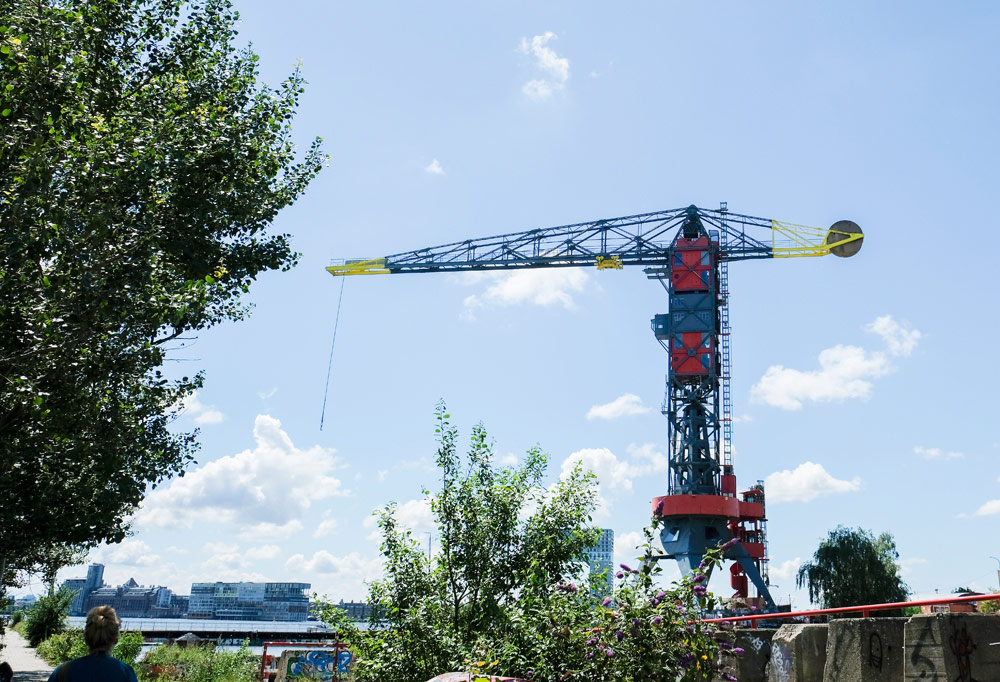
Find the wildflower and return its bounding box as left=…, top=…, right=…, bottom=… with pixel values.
left=677, top=606, right=688, bottom=615
left=750, top=606, right=757, bottom=612
left=620, top=563, right=633, bottom=573
left=602, top=597, right=612, bottom=607
left=616, top=630, right=625, bottom=642
left=606, top=649, right=614, bottom=658
left=679, top=653, right=696, bottom=669
left=586, top=651, right=595, bottom=660
left=587, top=638, right=598, bottom=646
left=697, top=560, right=707, bottom=570
left=720, top=641, right=732, bottom=650
left=616, top=571, right=624, bottom=579
left=692, top=574, right=706, bottom=583
left=526, top=672, right=534, bottom=678
left=651, top=598, right=660, bottom=606
left=719, top=619, right=732, bottom=629
left=685, top=626, right=695, bottom=634
left=722, top=675, right=737, bottom=682
left=652, top=616, right=662, bottom=625
left=656, top=590, right=666, bottom=599
left=693, top=585, right=707, bottom=597
left=733, top=647, right=745, bottom=657
left=723, top=538, right=738, bottom=548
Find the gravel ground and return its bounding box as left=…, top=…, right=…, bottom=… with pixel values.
left=1, top=629, right=53, bottom=682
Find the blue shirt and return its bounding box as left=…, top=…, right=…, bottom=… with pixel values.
left=47, top=652, right=138, bottom=682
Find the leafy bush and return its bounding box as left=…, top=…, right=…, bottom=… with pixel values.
left=139, top=641, right=257, bottom=682
left=316, top=405, right=738, bottom=681
left=36, top=628, right=88, bottom=665
left=9, top=611, right=23, bottom=626
left=24, top=589, right=73, bottom=647
left=114, top=631, right=144, bottom=666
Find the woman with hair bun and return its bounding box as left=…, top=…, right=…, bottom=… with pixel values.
left=47, top=606, right=138, bottom=682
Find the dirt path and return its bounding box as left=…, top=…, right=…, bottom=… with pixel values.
left=1, top=629, right=53, bottom=682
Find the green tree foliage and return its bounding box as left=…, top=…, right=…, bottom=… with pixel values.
left=796, top=526, right=909, bottom=614
left=23, top=587, right=74, bottom=647
left=0, top=0, right=323, bottom=583
left=316, top=405, right=738, bottom=682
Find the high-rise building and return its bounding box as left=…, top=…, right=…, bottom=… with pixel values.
left=586, top=528, right=615, bottom=596
left=60, top=564, right=105, bottom=616
left=188, top=581, right=310, bottom=621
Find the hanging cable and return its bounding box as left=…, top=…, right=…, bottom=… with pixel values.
left=319, top=276, right=346, bottom=431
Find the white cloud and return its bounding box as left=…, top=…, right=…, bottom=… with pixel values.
left=613, top=531, right=647, bottom=570
left=866, top=315, right=920, bottom=357
left=899, top=557, right=927, bottom=577
left=313, top=518, right=338, bottom=539
left=91, top=540, right=160, bottom=567
left=586, top=393, right=651, bottom=420
left=462, top=268, right=589, bottom=311
left=424, top=159, right=445, bottom=175
left=974, top=500, right=1000, bottom=516
left=499, top=453, right=519, bottom=466
left=751, top=344, right=889, bottom=410
left=138, top=415, right=349, bottom=533
left=237, top=520, right=304, bottom=542
left=245, top=545, right=281, bottom=560
left=914, top=446, right=964, bottom=461
left=182, top=391, right=224, bottom=425
left=769, top=558, right=801, bottom=584
left=562, top=448, right=637, bottom=492
left=258, top=387, right=278, bottom=400
left=764, top=461, right=861, bottom=503
left=751, top=316, right=920, bottom=410
left=518, top=32, right=569, bottom=100
left=285, top=551, right=383, bottom=600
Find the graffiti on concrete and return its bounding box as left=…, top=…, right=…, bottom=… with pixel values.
left=769, top=643, right=791, bottom=682
left=747, top=635, right=765, bottom=654
left=949, top=623, right=978, bottom=682
left=909, top=617, right=938, bottom=679
left=869, top=632, right=883, bottom=670
left=286, top=649, right=353, bottom=680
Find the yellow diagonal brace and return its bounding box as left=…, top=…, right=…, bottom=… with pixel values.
left=770, top=221, right=863, bottom=258
left=326, top=258, right=390, bottom=276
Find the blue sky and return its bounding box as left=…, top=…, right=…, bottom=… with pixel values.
left=39, top=1, right=1000, bottom=609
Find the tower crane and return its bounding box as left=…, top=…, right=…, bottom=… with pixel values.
left=328, top=203, right=863, bottom=610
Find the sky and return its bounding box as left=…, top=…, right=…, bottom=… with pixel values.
left=34, top=1, right=1000, bottom=610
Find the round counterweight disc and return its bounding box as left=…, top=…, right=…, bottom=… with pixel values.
left=826, top=219, right=864, bottom=257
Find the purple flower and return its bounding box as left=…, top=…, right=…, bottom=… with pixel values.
left=720, top=641, right=732, bottom=650
left=693, top=585, right=707, bottom=597
left=526, top=671, right=534, bottom=678
left=685, top=626, right=695, bottom=634
left=602, top=596, right=612, bottom=607
left=568, top=582, right=578, bottom=592
left=705, top=627, right=714, bottom=635
left=620, top=563, right=633, bottom=573
left=677, top=606, right=688, bottom=615
left=656, top=590, right=666, bottom=599
left=733, top=647, right=745, bottom=657
left=606, top=649, right=614, bottom=658
left=651, top=598, right=660, bottom=606
left=750, top=606, right=758, bottom=612
left=652, top=616, right=662, bottom=625
left=587, top=638, right=598, bottom=646
left=697, top=560, right=707, bottom=570
left=616, top=571, right=624, bottom=579
left=719, top=619, right=732, bottom=629
left=679, top=653, right=696, bottom=669
left=723, top=538, right=738, bottom=548
left=616, top=630, right=625, bottom=642
left=723, top=675, right=737, bottom=682
left=692, top=574, right=706, bottom=583
left=586, top=651, right=594, bottom=659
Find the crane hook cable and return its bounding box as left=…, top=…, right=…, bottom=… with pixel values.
left=319, top=276, right=346, bottom=431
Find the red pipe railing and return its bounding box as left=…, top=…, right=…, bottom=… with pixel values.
left=699, top=592, right=1000, bottom=627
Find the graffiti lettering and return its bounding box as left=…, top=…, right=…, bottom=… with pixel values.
left=909, top=617, right=938, bottom=679
left=769, top=644, right=791, bottom=682
left=949, top=623, right=978, bottom=682
left=869, top=632, right=883, bottom=670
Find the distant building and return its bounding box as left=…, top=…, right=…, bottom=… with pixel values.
left=333, top=600, right=372, bottom=621
left=82, top=577, right=175, bottom=618
left=586, top=528, right=615, bottom=596
left=60, top=564, right=106, bottom=616
left=188, top=582, right=310, bottom=621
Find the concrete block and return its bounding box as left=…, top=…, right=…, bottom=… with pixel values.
left=903, top=613, right=1000, bottom=681
left=823, top=618, right=905, bottom=682
left=717, top=628, right=774, bottom=682
left=766, top=624, right=828, bottom=682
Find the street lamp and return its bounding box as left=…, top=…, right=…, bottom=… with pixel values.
left=990, top=557, right=1000, bottom=592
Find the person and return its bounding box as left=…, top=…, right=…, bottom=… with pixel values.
left=47, top=606, right=138, bottom=682
left=0, top=661, right=13, bottom=682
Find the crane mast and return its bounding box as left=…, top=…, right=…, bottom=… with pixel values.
left=329, top=204, right=863, bottom=610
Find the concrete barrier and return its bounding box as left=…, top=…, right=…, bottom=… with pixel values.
left=766, top=624, right=828, bottom=682
left=717, top=628, right=774, bottom=682
left=823, top=618, right=905, bottom=682
left=903, top=613, right=1000, bottom=681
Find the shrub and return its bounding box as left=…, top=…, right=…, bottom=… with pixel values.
left=9, top=611, right=23, bottom=626
left=140, top=641, right=257, bottom=682
left=24, top=589, right=74, bottom=647
left=36, top=629, right=88, bottom=665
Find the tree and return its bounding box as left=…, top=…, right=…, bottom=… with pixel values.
left=0, top=0, right=323, bottom=586
left=315, top=404, right=738, bottom=682
left=796, top=526, right=909, bottom=614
